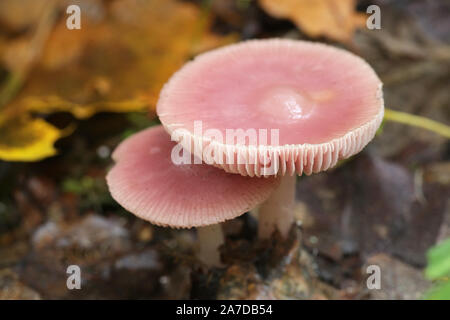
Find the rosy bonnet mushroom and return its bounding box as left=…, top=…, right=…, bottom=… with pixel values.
left=107, top=125, right=280, bottom=266
left=157, top=39, right=384, bottom=239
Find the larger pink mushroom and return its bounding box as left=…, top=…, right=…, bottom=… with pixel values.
left=157, top=39, right=384, bottom=239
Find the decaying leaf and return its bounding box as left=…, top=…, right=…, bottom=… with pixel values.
left=0, top=0, right=237, bottom=162
left=24, top=96, right=149, bottom=120
left=0, top=115, right=71, bottom=162
left=19, top=0, right=237, bottom=114
left=258, top=0, right=366, bottom=43
left=0, top=0, right=48, bottom=32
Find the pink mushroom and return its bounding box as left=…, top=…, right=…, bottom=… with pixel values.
left=157, top=39, right=384, bottom=239
left=106, top=125, right=280, bottom=266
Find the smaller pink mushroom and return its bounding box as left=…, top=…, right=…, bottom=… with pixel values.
left=106, top=125, right=280, bottom=266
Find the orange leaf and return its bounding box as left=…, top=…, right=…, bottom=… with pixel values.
left=259, top=0, right=366, bottom=43
left=11, top=0, right=237, bottom=114
left=0, top=0, right=237, bottom=162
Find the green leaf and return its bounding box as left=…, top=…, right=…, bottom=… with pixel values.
left=62, top=178, right=84, bottom=194
left=425, top=238, right=450, bottom=280
left=425, top=281, right=450, bottom=300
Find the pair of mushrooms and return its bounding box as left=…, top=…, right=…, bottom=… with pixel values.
left=107, top=39, right=384, bottom=266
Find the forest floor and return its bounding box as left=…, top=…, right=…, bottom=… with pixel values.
left=0, top=0, right=449, bottom=299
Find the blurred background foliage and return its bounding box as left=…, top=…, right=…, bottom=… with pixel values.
left=0, top=0, right=448, bottom=300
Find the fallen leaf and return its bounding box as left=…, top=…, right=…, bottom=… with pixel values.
left=0, top=0, right=237, bottom=162
left=24, top=96, right=148, bottom=120
left=0, top=0, right=47, bottom=32
left=19, top=0, right=237, bottom=114
left=258, top=0, right=366, bottom=43
left=0, top=115, right=71, bottom=162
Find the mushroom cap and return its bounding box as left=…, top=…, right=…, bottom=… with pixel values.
left=157, top=39, right=384, bottom=177
left=106, top=125, right=280, bottom=228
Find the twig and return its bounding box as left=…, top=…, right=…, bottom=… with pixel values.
left=0, top=73, right=23, bottom=109
left=384, top=108, right=450, bottom=139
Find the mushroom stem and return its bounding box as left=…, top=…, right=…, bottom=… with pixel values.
left=197, top=224, right=224, bottom=267
left=258, top=174, right=296, bottom=239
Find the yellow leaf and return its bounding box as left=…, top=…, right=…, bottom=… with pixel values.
left=258, top=0, right=366, bottom=43
left=24, top=95, right=149, bottom=120
left=0, top=0, right=237, bottom=162
left=0, top=0, right=47, bottom=31
left=0, top=115, right=70, bottom=162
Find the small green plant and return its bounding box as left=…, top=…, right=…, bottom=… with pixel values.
left=62, top=176, right=114, bottom=211
left=122, top=113, right=160, bottom=139
left=424, top=238, right=450, bottom=300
